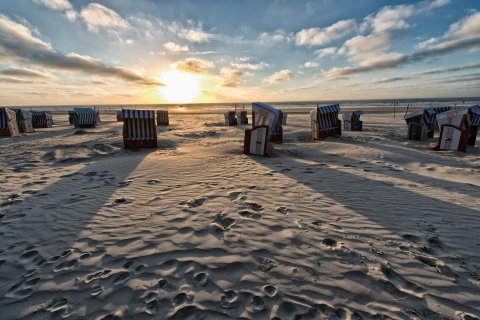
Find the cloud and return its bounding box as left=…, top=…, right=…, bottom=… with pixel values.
left=265, top=70, right=303, bottom=83
left=80, top=3, right=129, bottom=33
left=231, top=61, right=269, bottom=70
left=302, top=62, right=319, bottom=68
left=365, top=5, right=414, bottom=33
left=371, top=76, right=412, bottom=84
left=220, top=67, right=250, bottom=87
left=172, top=58, right=214, bottom=74
left=0, top=67, right=54, bottom=79
left=258, top=30, right=292, bottom=43
left=0, top=76, right=34, bottom=84
left=0, top=15, right=162, bottom=86
left=411, top=63, right=480, bottom=76
left=169, top=21, right=211, bottom=43
left=164, top=42, right=189, bottom=53
left=33, top=0, right=72, bottom=11
left=446, top=11, right=480, bottom=39
left=411, top=36, right=480, bottom=61
left=339, top=32, right=392, bottom=62
left=315, top=47, right=337, bottom=58
left=296, top=19, right=356, bottom=46
left=90, top=78, right=110, bottom=85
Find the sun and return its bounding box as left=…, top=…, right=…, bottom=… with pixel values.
left=157, top=70, right=201, bottom=103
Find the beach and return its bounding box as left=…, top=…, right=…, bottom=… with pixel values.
left=1, top=110, right=479, bottom=319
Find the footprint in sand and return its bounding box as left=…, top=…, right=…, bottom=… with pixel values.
left=173, top=292, right=188, bottom=306
left=116, top=180, right=133, bottom=187
left=54, top=259, right=78, bottom=271
left=220, top=290, right=238, bottom=309
left=193, top=272, right=209, bottom=287
left=133, top=264, right=146, bottom=274
left=263, top=285, right=277, bottom=297
left=147, top=179, right=161, bottom=185
left=46, top=297, right=69, bottom=313
left=251, top=295, right=265, bottom=311
left=157, top=279, right=169, bottom=289
left=183, top=197, right=206, bottom=208
left=276, top=206, right=290, bottom=214
left=113, top=271, right=130, bottom=286
left=86, top=269, right=112, bottom=283
left=245, top=202, right=263, bottom=211
left=146, top=300, right=159, bottom=315
left=211, top=213, right=236, bottom=232
left=381, top=264, right=426, bottom=298
left=238, top=210, right=262, bottom=220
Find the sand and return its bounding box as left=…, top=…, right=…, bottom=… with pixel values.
left=1, top=111, right=479, bottom=320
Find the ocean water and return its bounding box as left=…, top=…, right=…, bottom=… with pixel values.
left=8, top=97, right=480, bottom=113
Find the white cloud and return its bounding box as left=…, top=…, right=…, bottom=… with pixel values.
left=65, top=10, right=77, bottom=21
left=231, top=62, right=269, bottom=70
left=164, top=42, right=189, bottom=53
left=303, top=62, right=319, bottom=68
left=169, top=21, right=211, bottom=43
left=34, top=0, right=72, bottom=11
left=339, top=32, right=392, bottom=62
left=265, top=70, right=303, bottom=83
left=446, top=12, right=480, bottom=39
left=80, top=3, right=129, bottom=33
left=220, top=67, right=250, bottom=87
left=258, top=30, right=292, bottom=43
left=296, top=19, right=356, bottom=46
left=416, top=37, right=439, bottom=49
left=172, top=58, right=214, bottom=74
left=315, top=47, right=337, bottom=58
left=366, top=5, right=414, bottom=33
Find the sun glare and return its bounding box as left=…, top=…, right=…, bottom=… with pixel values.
left=157, top=70, right=201, bottom=103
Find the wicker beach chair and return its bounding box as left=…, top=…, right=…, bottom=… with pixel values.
left=72, top=107, right=97, bottom=128
left=224, top=111, right=238, bottom=126
left=236, top=111, right=248, bottom=125
left=433, top=107, right=471, bottom=152
left=12, top=109, right=34, bottom=133
left=243, top=125, right=273, bottom=157
left=0, top=107, right=21, bottom=137
left=310, top=104, right=341, bottom=140
left=251, top=102, right=283, bottom=142
left=122, top=109, right=157, bottom=149
left=342, top=110, right=363, bottom=131
left=467, top=105, right=480, bottom=147
left=157, top=110, right=169, bottom=126
left=31, top=111, right=53, bottom=128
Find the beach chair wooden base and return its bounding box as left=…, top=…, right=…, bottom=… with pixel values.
left=0, top=129, right=13, bottom=136
left=407, top=123, right=428, bottom=141
left=124, top=139, right=158, bottom=150
left=157, top=111, right=169, bottom=126
left=344, top=121, right=363, bottom=131
left=433, top=125, right=469, bottom=152
left=270, top=126, right=283, bottom=143
left=243, top=126, right=273, bottom=157
left=312, top=123, right=341, bottom=140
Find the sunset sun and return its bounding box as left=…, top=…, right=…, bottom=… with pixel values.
left=158, top=70, right=201, bottom=103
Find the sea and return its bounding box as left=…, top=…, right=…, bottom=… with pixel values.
left=7, top=97, right=480, bottom=114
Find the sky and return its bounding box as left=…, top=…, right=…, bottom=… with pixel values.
left=1, top=0, right=479, bottom=106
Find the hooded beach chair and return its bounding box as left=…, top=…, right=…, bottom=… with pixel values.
left=433, top=107, right=470, bottom=152
left=251, top=102, right=283, bottom=142
left=236, top=111, right=248, bottom=125
left=342, top=110, right=363, bottom=131
left=243, top=102, right=282, bottom=156
left=404, top=110, right=431, bottom=141
left=68, top=111, right=75, bottom=124
left=122, top=109, right=157, bottom=149
left=157, top=110, right=169, bottom=126
left=310, top=104, right=341, bottom=140
left=224, top=111, right=238, bottom=126
left=117, top=110, right=124, bottom=122
left=12, top=109, right=34, bottom=133
left=31, top=111, right=53, bottom=128
left=72, top=107, right=97, bottom=128
left=0, top=108, right=21, bottom=137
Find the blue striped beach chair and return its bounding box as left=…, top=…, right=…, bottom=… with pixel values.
left=0, top=107, right=21, bottom=137
left=122, top=109, right=157, bottom=149
left=404, top=110, right=431, bottom=140
left=156, top=110, right=169, bottom=126
left=310, top=104, right=341, bottom=140
left=31, top=111, right=53, bottom=128
left=342, top=110, right=363, bottom=131
left=72, top=107, right=97, bottom=128
left=251, top=102, right=283, bottom=142
left=433, top=107, right=470, bottom=152
left=12, top=109, right=34, bottom=133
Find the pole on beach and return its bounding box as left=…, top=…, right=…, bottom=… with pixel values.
left=394, top=101, right=396, bottom=118
left=404, top=104, right=410, bottom=116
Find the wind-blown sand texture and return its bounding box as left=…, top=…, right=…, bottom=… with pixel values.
left=1, top=111, right=479, bottom=320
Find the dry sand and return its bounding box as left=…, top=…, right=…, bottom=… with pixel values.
left=1, top=111, right=479, bottom=320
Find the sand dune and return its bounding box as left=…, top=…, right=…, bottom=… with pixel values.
left=1, top=112, right=479, bottom=319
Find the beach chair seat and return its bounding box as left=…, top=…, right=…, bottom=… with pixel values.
left=117, top=110, right=124, bottom=122
left=243, top=125, right=273, bottom=157
left=0, top=108, right=21, bottom=137
left=342, top=110, right=363, bottom=131
left=157, top=110, right=169, bottom=125
left=122, top=109, right=157, bottom=149
left=224, top=111, right=238, bottom=126
left=310, top=104, right=341, bottom=140
left=433, top=108, right=470, bottom=152
left=467, top=105, right=480, bottom=147
left=236, top=111, right=248, bottom=124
